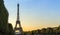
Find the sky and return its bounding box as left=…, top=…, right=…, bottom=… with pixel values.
left=4, top=0, right=60, bottom=31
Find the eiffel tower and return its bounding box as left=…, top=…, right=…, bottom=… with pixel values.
left=14, top=3, right=23, bottom=35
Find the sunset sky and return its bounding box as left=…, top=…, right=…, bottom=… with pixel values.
left=4, top=0, right=60, bottom=31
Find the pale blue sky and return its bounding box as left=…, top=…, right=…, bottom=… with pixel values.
left=4, top=0, right=60, bottom=31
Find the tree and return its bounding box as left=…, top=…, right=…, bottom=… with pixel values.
left=56, top=25, right=60, bottom=34
left=37, top=29, right=41, bottom=34
left=8, top=23, right=14, bottom=35
left=41, top=28, right=46, bottom=34
left=0, top=0, right=9, bottom=35
left=46, top=27, right=53, bottom=34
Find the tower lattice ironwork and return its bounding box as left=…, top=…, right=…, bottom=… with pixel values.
left=14, top=3, right=23, bottom=35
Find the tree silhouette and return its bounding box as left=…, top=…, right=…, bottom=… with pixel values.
left=41, top=28, right=46, bottom=34
left=8, top=23, right=14, bottom=35
left=24, top=25, right=60, bottom=35
left=0, top=0, right=9, bottom=35
left=0, top=0, right=14, bottom=35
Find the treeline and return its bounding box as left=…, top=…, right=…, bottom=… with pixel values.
left=24, top=25, right=60, bottom=35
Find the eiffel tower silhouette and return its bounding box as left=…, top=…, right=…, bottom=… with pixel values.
left=14, top=3, right=23, bottom=35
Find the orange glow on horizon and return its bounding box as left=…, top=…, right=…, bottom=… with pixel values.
left=9, top=17, right=60, bottom=31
